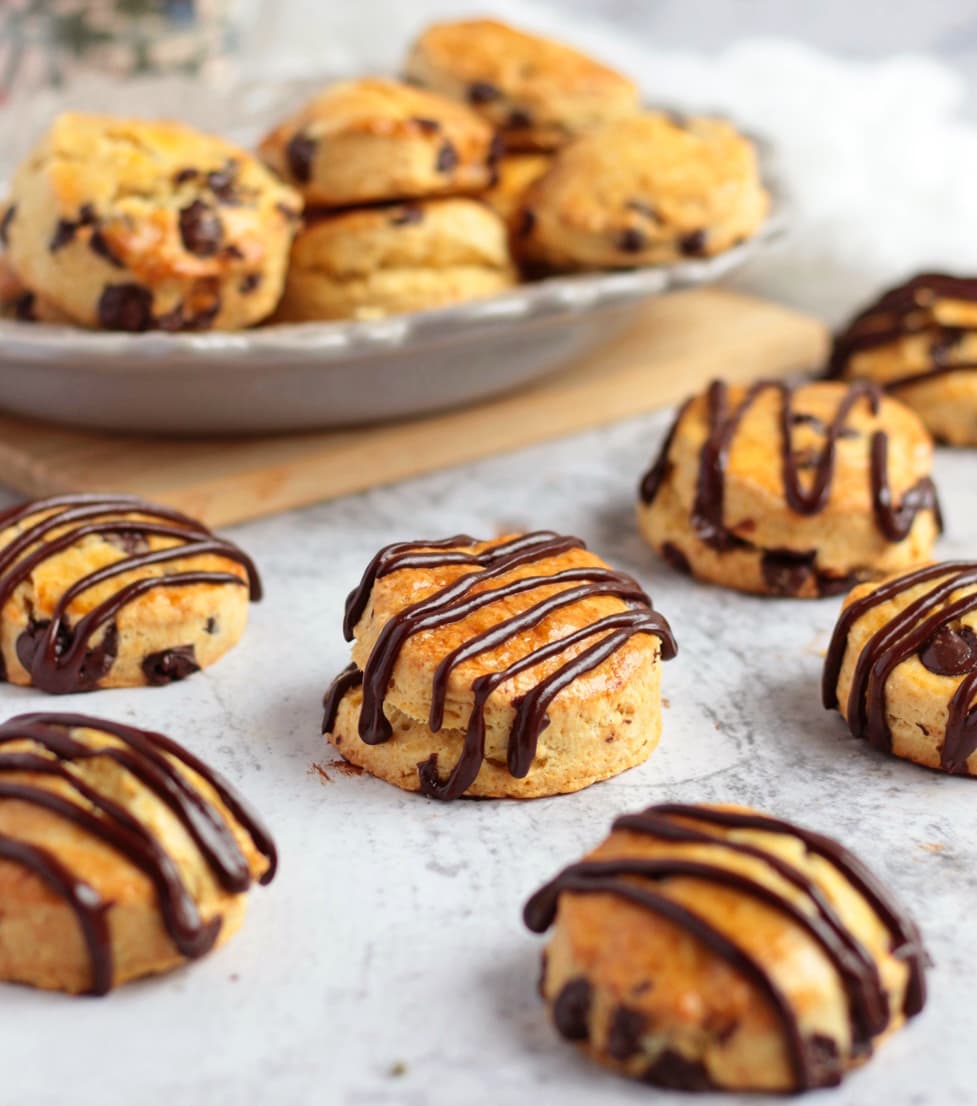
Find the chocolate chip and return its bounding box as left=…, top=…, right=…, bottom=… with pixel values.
left=204, top=616, right=219, bottom=635
left=517, top=209, right=536, bottom=237
left=607, top=1006, right=646, bottom=1061
left=16, top=617, right=118, bottom=690
left=141, top=644, right=200, bottom=686
left=679, top=229, right=708, bottom=257
left=97, top=283, right=154, bottom=331
left=552, top=977, right=592, bottom=1041
left=89, top=228, right=124, bottom=268
left=239, top=272, right=262, bottom=294
left=507, top=107, right=533, bottom=129
left=174, top=167, right=198, bottom=185
left=206, top=160, right=241, bottom=204
left=78, top=203, right=97, bottom=225
left=761, top=549, right=817, bottom=596
left=286, top=132, right=316, bottom=183
left=156, top=304, right=185, bottom=331
left=49, top=219, right=77, bottom=252
left=390, top=204, right=423, bottom=227
left=435, top=141, right=458, bottom=174
left=13, top=292, right=35, bottom=321
left=661, top=541, right=691, bottom=576
left=0, top=204, right=15, bottom=247
left=412, top=116, right=440, bottom=134
left=617, top=227, right=647, bottom=253
left=920, top=624, right=977, bottom=676
left=179, top=200, right=223, bottom=257
left=467, top=80, right=501, bottom=104
left=642, top=1050, right=714, bottom=1091
left=805, top=1034, right=842, bottom=1087
left=158, top=295, right=221, bottom=332
left=626, top=199, right=660, bottom=222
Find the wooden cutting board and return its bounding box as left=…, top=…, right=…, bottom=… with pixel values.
left=0, top=287, right=827, bottom=527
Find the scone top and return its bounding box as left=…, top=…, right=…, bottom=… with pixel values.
left=525, top=802, right=927, bottom=1093
left=405, top=18, right=640, bottom=151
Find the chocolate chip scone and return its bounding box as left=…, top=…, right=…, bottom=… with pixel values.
left=517, top=112, right=769, bottom=271
left=824, top=561, right=977, bottom=776
left=0, top=711, right=276, bottom=994
left=829, top=273, right=977, bottom=445
left=0, top=494, right=261, bottom=693
left=525, top=802, right=927, bottom=1092
left=637, top=379, right=942, bottom=597
left=322, top=531, right=676, bottom=800
left=258, top=78, right=498, bottom=208
left=405, top=18, right=639, bottom=151
left=274, top=198, right=516, bottom=322
left=3, top=113, right=301, bottom=332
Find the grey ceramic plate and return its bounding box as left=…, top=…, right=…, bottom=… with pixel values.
left=0, top=78, right=787, bottom=435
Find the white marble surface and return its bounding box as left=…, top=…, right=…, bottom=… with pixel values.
left=3, top=418, right=976, bottom=1106
left=3, top=3, right=977, bottom=1104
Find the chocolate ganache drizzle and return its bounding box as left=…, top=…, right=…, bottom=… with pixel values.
left=823, top=561, right=977, bottom=774
left=828, top=273, right=977, bottom=390
left=640, top=379, right=941, bottom=550
left=0, top=494, right=262, bottom=693
left=0, top=712, right=277, bottom=994
left=322, top=532, right=677, bottom=801
left=524, top=803, right=927, bottom=1092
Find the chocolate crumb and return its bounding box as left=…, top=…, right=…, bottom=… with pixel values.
left=97, top=283, right=154, bottom=331
left=286, top=132, right=316, bottom=183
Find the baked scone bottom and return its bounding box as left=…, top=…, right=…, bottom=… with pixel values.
left=525, top=803, right=927, bottom=1093
left=638, top=379, right=942, bottom=597
left=323, top=531, right=676, bottom=800
left=0, top=712, right=276, bottom=995
left=824, top=560, right=977, bottom=776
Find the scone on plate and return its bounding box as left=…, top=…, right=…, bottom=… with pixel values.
left=0, top=711, right=276, bottom=994
left=258, top=77, right=498, bottom=208
left=4, top=113, right=301, bottom=331
left=829, top=272, right=977, bottom=445
left=0, top=493, right=261, bottom=693
left=824, top=560, right=977, bottom=775
left=322, top=531, right=676, bottom=799
left=525, top=802, right=927, bottom=1092
left=274, top=197, right=516, bottom=322
left=516, top=112, right=769, bottom=271
left=405, top=18, right=639, bottom=151
left=637, top=379, right=942, bottom=597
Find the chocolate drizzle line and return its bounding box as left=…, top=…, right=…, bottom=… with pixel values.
left=829, top=273, right=977, bottom=387
left=524, top=803, right=927, bottom=1092
left=0, top=711, right=277, bottom=995
left=324, top=532, right=676, bottom=801
left=0, top=494, right=261, bottom=693
left=639, top=379, right=942, bottom=548
left=824, top=561, right=977, bottom=773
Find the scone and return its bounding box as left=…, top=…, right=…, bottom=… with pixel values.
left=525, top=802, right=927, bottom=1092
left=829, top=272, right=977, bottom=445
left=0, top=710, right=276, bottom=994
left=275, top=198, right=516, bottom=322
left=258, top=78, right=498, bottom=208
left=824, top=560, right=977, bottom=775
left=322, top=531, right=676, bottom=799
left=405, top=18, right=639, bottom=151
left=4, top=113, right=300, bottom=332
left=517, top=112, right=769, bottom=271
left=0, top=493, right=262, bottom=693
left=482, top=152, right=552, bottom=229
left=637, top=379, right=942, bottom=597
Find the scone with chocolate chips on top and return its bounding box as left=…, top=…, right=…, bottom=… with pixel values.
left=258, top=78, right=499, bottom=208
left=275, top=197, right=516, bottom=322
left=405, top=18, right=639, bottom=151
left=517, top=112, right=769, bottom=271
left=4, top=113, right=301, bottom=331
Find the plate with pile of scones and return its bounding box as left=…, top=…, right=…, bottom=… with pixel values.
left=0, top=16, right=782, bottom=433
left=0, top=15, right=975, bottom=1106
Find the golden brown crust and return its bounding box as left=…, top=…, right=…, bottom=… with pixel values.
left=528, top=802, right=926, bottom=1092
left=636, top=380, right=941, bottom=597
left=405, top=18, right=639, bottom=151
left=274, top=198, right=516, bottom=322
left=517, top=112, right=769, bottom=270
left=258, top=78, right=497, bottom=207
left=0, top=714, right=275, bottom=994
left=5, top=113, right=300, bottom=331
